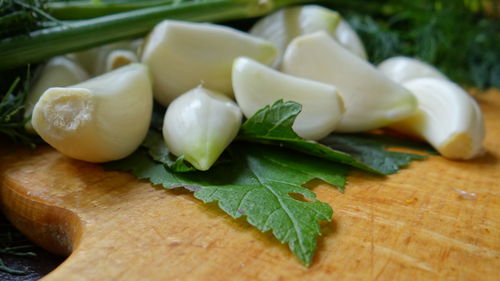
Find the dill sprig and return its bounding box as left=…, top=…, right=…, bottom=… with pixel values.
left=326, top=0, right=500, bottom=89
left=0, top=0, right=56, bottom=38
left=0, top=67, right=37, bottom=146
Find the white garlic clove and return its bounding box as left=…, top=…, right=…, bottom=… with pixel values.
left=105, top=49, right=138, bottom=72
left=281, top=31, right=417, bottom=133
left=141, top=20, right=278, bottom=106
left=163, top=86, right=242, bottom=171
left=32, top=63, right=153, bottom=162
left=249, top=5, right=367, bottom=67
left=25, top=56, right=89, bottom=133
left=334, top=19, right=367, bottom=60
left=378, top=56, right=448, bottom=84
left=67, top=40, right=141, bottom=76
left=232, top=56, right=344, bottom=140
left=390, top=77, right=485, bottom=160
left=66, top=47, right=102, bottom=76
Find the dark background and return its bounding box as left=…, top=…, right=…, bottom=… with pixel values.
left=0, top=213, right=63, bottom=281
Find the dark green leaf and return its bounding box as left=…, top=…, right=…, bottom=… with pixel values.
left=321, top=133, right=436, bottom=175
left=238, top=100, right=380, bottom=174
left=239, top=100, right=432, bottom=175
left=105, top=143, right=348, bottom=266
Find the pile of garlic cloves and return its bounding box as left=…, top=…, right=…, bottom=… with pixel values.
left=27, top=4, right=485, bottom=169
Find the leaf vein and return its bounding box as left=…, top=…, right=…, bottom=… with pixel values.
left=251, top=168, right=307, bottom=258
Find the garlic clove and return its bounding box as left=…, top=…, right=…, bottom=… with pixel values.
left=162, top=86, right=242, bottom=171
left=32, top=63, right=153, bottom=162
left=249, top=5, right=367, bottom=67
left=67, top=40, right=141, bottom=76
left=105, top=49, right=138, bottom=72
left=390, top=77, right=485, bottom=160
left=66, top=47, right=102, bottom=76
left=334, top=19, right=367, bottom=60
left=24, top=56, right=89, bottom=133
left=232, top=56, right=344, bottom=140
left=281, top=31, right=417, bottom=133
left=141, top=20, right=278, bottom=106
left=378, top=56, right=448, bottom=84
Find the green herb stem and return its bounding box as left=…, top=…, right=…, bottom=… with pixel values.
left=46, top=0, right=176, bottom=20
left=0, top=0, right=314, bottom=71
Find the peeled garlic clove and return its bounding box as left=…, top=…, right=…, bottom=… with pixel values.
left=24, top=56, right=89, bottom=133
left=232, top=56, right=344, bottom=140
left=378, top=56, right=448, bottom=83
left=66, top=47, right=102, bottom=76
left=249, top=5, right=367, bottom=66
left=68, top=40, right=140, bottom=76
left=390, top=77, right=485, bottom=160
left=334, top=19, right=367, bottom=60
left=163, top=86, right=242, bottom=171
left=141, top=20, right=278, bottom=106
left=282, top=31, right=417, bottom=133
left=105, top=49, right=138, bottom=72
left=32, top=63, right=153, bottom=162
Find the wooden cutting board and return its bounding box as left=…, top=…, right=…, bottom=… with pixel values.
left=1, top=90, right=499, bottom=281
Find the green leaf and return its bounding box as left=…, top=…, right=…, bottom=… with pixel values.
left=238, top=100, right=379, bottom=173
left=321, top=133, right=436, bottom=175
left=239, top=100, right=432, bottom=175
left=106, top=143, right=348, bottom=266
left=106, top=99, right=434, bottom=266
left=142, top=130, right=196, bottom=172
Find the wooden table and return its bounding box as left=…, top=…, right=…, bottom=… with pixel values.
left=1, top=90, right=499, bottom=281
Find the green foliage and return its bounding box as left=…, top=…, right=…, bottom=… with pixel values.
left=330, top=0, right=500, bottom=89
left=321, top=133, right=436, bottom=175
left=106, top=143, right=348, bottom=266
left=0, top=72, right=36, bottom=146
left=239, top=100, right=432, bottom=175
left=142, top=130, right=196, bottom=172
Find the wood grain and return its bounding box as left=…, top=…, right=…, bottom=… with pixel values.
left=1, top=90, right=499, bottom=281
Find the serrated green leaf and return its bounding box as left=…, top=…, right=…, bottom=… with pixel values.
left=239, top=100, right=433, bottom=175
left=238, top=100, right=381, bottom=173
left=105, top=143, right=348, bottom=266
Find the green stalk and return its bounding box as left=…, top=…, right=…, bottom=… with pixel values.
left=0, top=0, right=313, bottom=71
left=46, top=0, right=176, bottom=20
